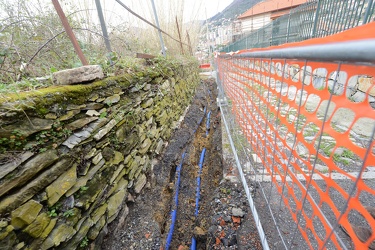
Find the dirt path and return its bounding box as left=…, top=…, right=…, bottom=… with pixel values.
left=101, top=78, right=262, bottom=250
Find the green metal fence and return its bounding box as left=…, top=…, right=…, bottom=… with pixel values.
left=221, top=0, right=375, bottom=52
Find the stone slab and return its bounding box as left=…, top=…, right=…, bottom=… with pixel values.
left=134, top=174, right=147, bottom=194
left=0, top=151, right=34, bottom=179
left=0, top=150, right=58, bottom=197
left=53, top=65, right=104, bottom=85
left=11, top=200, right=43, bottom=229
left=0, top=118, right=54, bottom=138
left=46, top=165, right=77, bottom=206
left=0, top=159, right=73, bottom=214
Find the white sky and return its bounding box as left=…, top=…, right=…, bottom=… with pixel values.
left=105, top=0, right=233, bottom=22
left=67, top=0, right=234, bottom=26
left=1, top=0, right=234, bottom=29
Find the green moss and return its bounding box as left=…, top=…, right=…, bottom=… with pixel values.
left=0, top=74, right=134, bottom=107
left=37, top=107, right=49, bottom=115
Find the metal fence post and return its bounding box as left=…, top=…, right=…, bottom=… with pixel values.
left=286, top=14, right=291, bottom=43
left=52, top=0, right=88, bottom=66
left=95, top=0, right=113, bottom=65
left=150, top=0, right=166, bottom=56
left=311, top=0, right=322, bottom=38
left=363, top=0, right=374, bottom=24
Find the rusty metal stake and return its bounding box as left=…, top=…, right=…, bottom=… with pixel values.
left=52, top=0, right=88, bottom=66
left=175, top=16, right=184, bottom=55
left=186, top=31, right=193, bottom=56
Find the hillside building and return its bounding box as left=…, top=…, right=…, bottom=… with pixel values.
left=236, top=0, right=308, bottom=35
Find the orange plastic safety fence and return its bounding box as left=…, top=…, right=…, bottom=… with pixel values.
left=217, top=23, right=375, bottom=249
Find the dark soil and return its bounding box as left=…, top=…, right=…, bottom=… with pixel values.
left=101, top=78, right=262, bottom=250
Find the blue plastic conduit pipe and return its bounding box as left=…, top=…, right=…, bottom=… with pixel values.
left=191, top=148, right=206, bottom=250
left=191, top=236, right=197, bottom=250
left=165, top=106, right=208, bottom=249
left=194, top=106, right=207, bottom=133
left=165, top=152, right=186, bottom=250
left=206, top=111, right=211, bottom=136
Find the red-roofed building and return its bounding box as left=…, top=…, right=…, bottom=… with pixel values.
left=236, top=0, right=308, bottom=34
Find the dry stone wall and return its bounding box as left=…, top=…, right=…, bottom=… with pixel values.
left=0, top=59, right=199, bottom=249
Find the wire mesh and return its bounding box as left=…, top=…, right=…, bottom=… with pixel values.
left=216, top=23, right=375, bottom=249
left=222, top=0, right=375, bottom=52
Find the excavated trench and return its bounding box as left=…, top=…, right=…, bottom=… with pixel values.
left=102, top=78, right=224, bottom=249
left=165, top=79, right=222, bottom=249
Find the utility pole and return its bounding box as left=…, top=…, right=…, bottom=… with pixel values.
left=150, top=0, right=166, bottom=56
left=52, top=0, right=88, bottom=66
left=95, top=0, right=113, bottom=65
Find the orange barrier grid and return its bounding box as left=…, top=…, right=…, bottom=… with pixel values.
left=216, top=22, right=375, bottom=250
left=199, top=63, right=211, bottom=69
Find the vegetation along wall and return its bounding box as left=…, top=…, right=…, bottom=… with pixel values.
left=0, top=58, right=199, bottom=249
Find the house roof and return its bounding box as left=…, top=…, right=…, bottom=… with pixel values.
left=238, top=0, right=308, bottom=19
left=270, top=9, right=290, bottom=19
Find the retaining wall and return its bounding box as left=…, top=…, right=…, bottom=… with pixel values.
left=0, top=58, right=199, bottom=249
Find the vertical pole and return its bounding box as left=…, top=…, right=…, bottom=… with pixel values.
left=150, top=0, right=166, bottom=56
left=286, top=13, right=292, bottom=43
left=52, top=0, right=88, bottom=65
left=95, top=0, right=113, bottom=65
left=186, top=31, right=193, bottom=56
left=363, top=0, right=374, bottom=24
left=175, top=16, right=185, bottom=55
left=270, top=23, right=273, bottom=46
left=311, top=0, right=322, bottom=38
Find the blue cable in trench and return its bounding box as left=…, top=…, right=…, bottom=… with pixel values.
left=206, top=111, right=211, bottom=136
left=194, top=106, right=207, bottom=133
left=165, top=105, right=208, bottom=249
left=165, top=152, right=186, bottom=250
left=191, top=148, right=206, bottom=250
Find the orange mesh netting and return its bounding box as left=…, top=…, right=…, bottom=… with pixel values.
left=216, top=22, right=375, bottom=249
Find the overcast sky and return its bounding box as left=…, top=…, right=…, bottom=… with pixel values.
left=1, top=0, right=234, bottom=27
left=111, top=0, right=233, bottom=21
left=182, top=0, right=234, bottom=20
left=70, top=0, right=234, bottom=26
